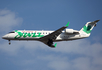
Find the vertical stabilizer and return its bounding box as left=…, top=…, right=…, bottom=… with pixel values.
left=80, top=20, right=100, bottom=36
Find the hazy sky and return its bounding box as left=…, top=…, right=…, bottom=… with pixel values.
left=0, top=0, right=102, bottom=70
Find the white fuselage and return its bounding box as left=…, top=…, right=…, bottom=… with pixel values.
left=2, top=30, right=89, bottom=42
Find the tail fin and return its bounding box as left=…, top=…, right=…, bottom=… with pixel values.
left=80, top=20, right=100, bottom=35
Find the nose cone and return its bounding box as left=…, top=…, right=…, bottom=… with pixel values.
left=2, top=34, right=8, bottom=39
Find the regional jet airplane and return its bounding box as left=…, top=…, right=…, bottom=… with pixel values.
left=2, top=20, right=99, bottom=48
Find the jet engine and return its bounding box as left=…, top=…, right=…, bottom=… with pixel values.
left=65, top=29, right=74, bottom=34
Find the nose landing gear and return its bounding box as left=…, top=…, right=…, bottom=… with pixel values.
left=8, top=40, right=11, bottom=45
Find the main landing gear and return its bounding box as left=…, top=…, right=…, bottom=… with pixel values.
left=47, top=39, right=53, bottom=46
left=8, top=40, right=11, bottom=45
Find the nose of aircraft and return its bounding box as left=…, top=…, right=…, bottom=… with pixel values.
left=2, top=34, right=8, bottom=39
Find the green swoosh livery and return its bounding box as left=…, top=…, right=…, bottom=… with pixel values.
left=14, top=30, right=44, bottom=39
left=83, top=25, right=92, bottom=34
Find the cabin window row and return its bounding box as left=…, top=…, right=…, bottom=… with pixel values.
left=22, top=32, right=51, bottom=34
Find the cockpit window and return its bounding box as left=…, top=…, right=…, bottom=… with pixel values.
left=9, top=31, right=15, bottom=33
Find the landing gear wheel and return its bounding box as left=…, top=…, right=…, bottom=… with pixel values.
left=9, top=42, right=11, bottom=45
left=47, top=39, right=53, bottom=46
left=8, top=40, right=11, bottom=45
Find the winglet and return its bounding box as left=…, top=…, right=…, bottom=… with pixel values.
left=65, top=22, right=70, bottom=27
left=54, top=43, right=57, bottom=47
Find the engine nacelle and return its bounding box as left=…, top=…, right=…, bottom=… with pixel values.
left=65, top=29, right=74, bottom=34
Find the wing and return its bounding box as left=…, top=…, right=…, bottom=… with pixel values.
left=39, top=22, right=69, bottom=48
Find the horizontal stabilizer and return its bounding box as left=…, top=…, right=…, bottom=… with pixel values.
left=94, top=20, right=100, bottom=23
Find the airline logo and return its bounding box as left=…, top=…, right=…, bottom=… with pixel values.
left=14, top=30, right=44, bottom=39
left=83, top=25, right=92, bottom=34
